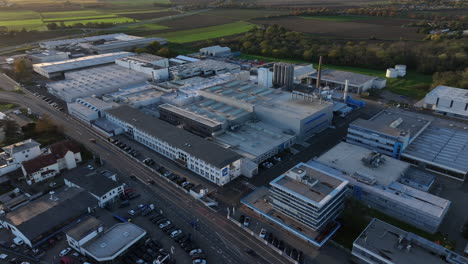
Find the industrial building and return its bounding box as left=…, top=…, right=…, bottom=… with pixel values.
left=352, top=218, right=468, bottom=264
left=47, top=64, right=148, bottom=102
left=308, top=69, right=386, bottom=94
left=115, top=53, right=169, bottom=81
left=423, top=85, right=468, bottom=119
left=27, top=50, right=70, bottom=63
left=86, top=37, right=166, bottom=54
left=33, top=52, right=133, bottom=79
left=104, top=83, right=166, bottom=107
left=315, top=142, right=448, bottom=233
left=0, top=187, right=97, bottom=248
left=67, top=97, right=118, bottom=123
left=241, top=162, right=348, bottom=247
left=294, top=64, right=315, bottom=84
left=169, top=59, right=240, bottom=80
left=39, top=33, right=139, bottom=49
left=273, top=62, right=294, bottom=90
left=347, top=109, right=468, bottom=181
left=199, top=80, right=334, bottom=140
left=257, top=67, right=273, bottom=88
left=199, top=45, right=231, bottom=57
left=106, top=105, right=243, bottom=186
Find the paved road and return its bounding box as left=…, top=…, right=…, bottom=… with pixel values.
left=0, top=90, right=288, bottom=263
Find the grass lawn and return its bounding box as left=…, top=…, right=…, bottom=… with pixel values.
left=125, top=23, right=168, bottom=30
left=0, top=102, right=17, bottom=112
left=0, top=19, right=45, bottom=30
left=239, top=54, right=432, bottom=99
left=155, top=21, right=254, bottom=43
left=300, top=15, right=378, bottom=22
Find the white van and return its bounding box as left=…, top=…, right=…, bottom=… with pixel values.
left=13, top=237, right=24, bottom=246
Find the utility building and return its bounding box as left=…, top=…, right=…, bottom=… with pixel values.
left=423, top=85, right=468, bottom=119
left=273, top=62, right=294, bottom=90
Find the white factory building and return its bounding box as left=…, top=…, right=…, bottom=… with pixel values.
left=315, top=142, right=449, bottom=234
left=347, top=109, right=468, bottom=181
left=33, top=52, right=133, bottom=79
left=423, top=85, right=468, bottom=119
left=67, top=97, right=119, bottom=123
left=308, top=69, right=386, bottom=94
left=47, top=64, right=149, bottom=102
left=115, top=53, right=169, bottom=81
left=106, top=105, right=244, bottom=186
left=169, top=59, right=240, bottom=80
left=27, top=50, right=70, bottom=63
left=39, top=33, right=138, bottom=49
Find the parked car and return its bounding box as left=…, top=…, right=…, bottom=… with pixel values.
left=59, top=247, right=71, bottom=257
left=159, top=221, right=171, bottom=229
left=189, top=249, right=203, bottom=256
left=170, top=230, right=182, bottom=238
left=259, top=229, right=266, bottom=239
left=243, top=217, right=250, bottom=227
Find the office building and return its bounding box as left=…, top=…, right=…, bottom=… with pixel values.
left=316, top=142, right=449, bottom=233
left=106, top=105, right=243, bottom=186
left=0, top=187, right=97, bottom=248
left=270, top=162, right=348, bottom=231
left=33, top=52, right=133, bottom=79
left=47, top=64, right=148, bottom=102
left=352, top=218, right=468, bottom=264
left=308, top=69, right=386, bottom=93
left=423, top=85, right=468, bottom=119
left=67, top=97, right=119, bottom=123
left=347, top=109, right=468, bottom=181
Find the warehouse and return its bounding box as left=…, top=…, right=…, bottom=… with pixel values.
left=316, top=142, right=448, bottom=233
left=27, top=50, right=70, bottom=63
left=199, top=45, right=231, bottom=57
left=87, top=37, right=166, bottom=54
left=115, top=53, right=169, bottom=81
left=170, top=59, right=240, bottom=80
left=308, top=69, right=386, bottom=93
left=33, top=52, right=133, bottom=79
left=47, top=64, right=148, bottom=102
left=106, top=105, right=243, bottom=186
left=39, top=33, right=139, bottom=49
left=423, top=85, right=468, bottom=119
left=104, top=83, right=166, bottom=107
left=67, top=97, right=118, bottom=123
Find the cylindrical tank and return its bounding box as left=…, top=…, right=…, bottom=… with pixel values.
left=395, top=64, right=406, bottom=77
left=386, top=68, right=398, bottom=78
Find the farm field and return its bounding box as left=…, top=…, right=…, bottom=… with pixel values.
left=242, top=0, right=388, bottom=7
left=202, top=8, right=287, bottom=20
left=155, top=21, right=255, bottom=43
left=239, top=54, right=432, bottom=99
left=252, top=16, right=424, bottom=40
left=115, top=10, right=179, bottom=20
left=158, top=13, right=238, bottom=30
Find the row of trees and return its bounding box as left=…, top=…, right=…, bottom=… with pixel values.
left=432, top=69, right=468, bottom=89
left=134, top=41, right=176, bottom=58
left=46, top=20, right=132, bottom=30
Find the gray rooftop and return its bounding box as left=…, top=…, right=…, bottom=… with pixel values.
left=309, top=68, right=377, bottom=86
left=350, top=110, right=430, bottom=138
left=4, top=187, right=96, bottom=241
left=125, top=53, right=167, bottom=64
left=82, top=223, right=146, bottom=261
left=106, top=105, right=242, bottom=168
left=2, top=139, right=40, bottom=154
left=354, top=218, right=468, bottom=264
left=66, top=216, right=103, bottom=241
left=270, top=162, right=348, bottom=207
left=65, top=167, right=122, bottom=197
left=403, top=125, right=468, bottom=174
left=426, top=85, right=468, bottom=103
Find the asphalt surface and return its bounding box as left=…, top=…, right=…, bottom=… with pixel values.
left=0, top=90, right=288, bottom=263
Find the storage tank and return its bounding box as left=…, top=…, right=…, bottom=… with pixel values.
left=395, top=65, right=407, bottom=77
left=386, top=68, right=398, bottom=78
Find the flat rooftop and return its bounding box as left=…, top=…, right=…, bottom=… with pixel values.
left=39, top=33, right=140, bottom=47
left=426, top=85, right=468, bottom=103
left=170, top=59, right=239, bottom=75
left=350, top=109, right=431, bottom=138
left=317, top=142, right=409, bottom=186
left=106, top=105, right=242, bottom=168
left=403, top=125, right=468, bottom=174
left=309, top=161, right=450, bottom=219
left=271, top=163, right=348, bottom=208
left=107, top=84, right=166, bottom=105
left=125, top=53, right=166, bottom=64
left=82, top=223, right=146, bottom=261
left=309, top=68, right=377, bottom=86
left=241, top=187, right=340, bottom=247
left=79, top=97, right=118, bottom=110
left=33, top=52, right=133, bottom=73
left=354, top=218, right=468, bottom=264
left=159, top=103, right=223, bottom=128
left=215, top=121, right=295, bottom=161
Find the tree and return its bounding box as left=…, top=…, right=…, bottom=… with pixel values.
left=157, top=47, right=171, bottom=58
left=13, top=59, right=31, bottom=80
left=146, top=41, right=162, bottom=54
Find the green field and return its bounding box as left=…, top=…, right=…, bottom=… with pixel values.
left=239, top=54, right=432, bottom=99
left=300, top=15, right=378, bottom=22
left=0, top=10, right=39, bottom=21
left=155, top=21, right=254, bottom=43
left=125, top=23, right=168, bottom=30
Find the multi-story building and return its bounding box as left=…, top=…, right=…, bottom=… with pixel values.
left=346, top=109, right=468, bottom=181
left=0, top=139, right=41, bottom=176
left=423, top=85, right=468, bottom=119
left=67, top=97, right=118, bottom=123
left=106, top=105, right=243, bottom=186
left=270, top=162, right=349, bottom=231
left=315, top=142, right=450, bottom=234
left=352, top=218, right=468, bottom=264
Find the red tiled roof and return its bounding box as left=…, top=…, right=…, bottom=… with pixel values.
left=49, top=140, right=80, bottom=159
left=22, top=153, right=57, bottom=175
